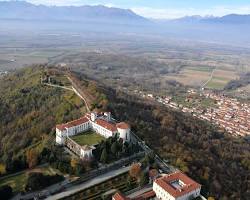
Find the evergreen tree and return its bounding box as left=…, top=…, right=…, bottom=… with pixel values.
left=100, top=148, right=108, bottom=163
left=111, top=141, right=119, bottom=156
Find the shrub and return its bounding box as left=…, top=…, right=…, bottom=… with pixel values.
left=25, top=172, right=64, bottom=192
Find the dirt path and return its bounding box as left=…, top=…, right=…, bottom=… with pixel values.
left=66, top=76, right=91, bottom=112
left=201, top=67, right=217, bottom=90
left=42, top=77, right=91, bottom=112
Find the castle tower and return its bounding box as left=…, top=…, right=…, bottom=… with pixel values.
left=91, top=112, right=97, bottom=121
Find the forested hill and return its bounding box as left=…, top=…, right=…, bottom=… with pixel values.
left=0, top=67, right=86, bottom=172
left=107, top=90, right=250, bottom=199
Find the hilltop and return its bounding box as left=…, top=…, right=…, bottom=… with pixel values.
left=0, top=66, right=108, bottom=173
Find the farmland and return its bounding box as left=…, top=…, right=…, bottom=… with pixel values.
left=0, top=31, right=249, bottom=95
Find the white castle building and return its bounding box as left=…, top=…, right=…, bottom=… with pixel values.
left=56, top=112, right=131, bottom=159
left=153, top=172, right=201, bottom=200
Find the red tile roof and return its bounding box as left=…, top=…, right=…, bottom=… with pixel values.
left=154, top=172, right=201, bottom=198
left=141, top=190, right=156, bottom=199
left=113, top=192, right=130, bottom=200
left=56, top=117, right=89, bottom=131
left=133, top=190, right=156, bottom=200
left=116, top=122, right=130, bottom=130
left=95, top=119, right=118, bottom=132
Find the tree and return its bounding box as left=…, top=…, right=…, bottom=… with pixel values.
left=25, top=172, right=64, bottom=192
left=26, top=148, right=39, bottom=168
left=0, top=163, right=6, bottom=175
left=139, top=172, right=149, bottom=186
left=111, top=141, right=119, bottom=156
left=70, top=158, right=79, bottom=169
left=100, top=148, right=108, bottom=163
left=129, top=163, right=141, bottom=180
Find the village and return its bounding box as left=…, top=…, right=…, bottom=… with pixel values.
left=137, top=90, right=250, bottom=137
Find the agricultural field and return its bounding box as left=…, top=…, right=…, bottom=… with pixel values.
left=0, top=165, right=61, bottom=193
left=165, top=67, right=212, bottom=87
left=205, top=69, right=239, bottom=90
left=70, top=131, right=105, bottom=146
left=165, top=66, right=239, bottom=90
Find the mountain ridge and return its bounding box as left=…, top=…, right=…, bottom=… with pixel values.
left=172, top=14, right=250, bottom=24
left=0, top=1, right=147, bottom=23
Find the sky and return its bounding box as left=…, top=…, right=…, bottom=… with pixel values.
left=4, top=0, right=250, bottom=19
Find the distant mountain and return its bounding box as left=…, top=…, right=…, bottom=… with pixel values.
left=172, top=14, right=250, bottom=24
left=0, top=1, right=147, bottom=23
left=204, top=14, right=250, bottom=24
left=172, top=15, right=215, bottom=23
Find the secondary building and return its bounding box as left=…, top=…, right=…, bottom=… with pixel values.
left=153, top=172, right=201, bottom=200
left=113, top=172, right=201, bottom=200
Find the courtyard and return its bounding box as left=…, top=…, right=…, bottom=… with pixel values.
left=70, top=131, right=105, bottom=146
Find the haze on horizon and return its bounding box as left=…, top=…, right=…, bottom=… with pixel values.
left=2, top=0, right=250, bottom=19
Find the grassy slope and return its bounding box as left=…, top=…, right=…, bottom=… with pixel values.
left=0, top=67, right=85, bottom=163
left=0, top=165, right=61, bottom=192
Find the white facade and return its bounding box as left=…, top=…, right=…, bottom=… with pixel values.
left=56, top=112, right=131, bottom=146
left=80, top=147, right=94, bottom=159
left=56, top=121, right=90, bottom=145
left=92, top=122, right=116, bottom=138
left=153, top=182, right=201, bottom=200
left=56, top=128, right=67, bottom=145
left=117, top=127, right=130, bottom=141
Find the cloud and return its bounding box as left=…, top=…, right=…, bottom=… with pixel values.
left=132, top=6, right=250, bottom=19
left=23, top=0, right=86, bottom=6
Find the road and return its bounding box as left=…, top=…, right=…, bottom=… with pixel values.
left=45, top=166, right=130, bottom=200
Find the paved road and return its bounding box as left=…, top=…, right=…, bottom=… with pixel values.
left=45, top=166, right=130, bottom=200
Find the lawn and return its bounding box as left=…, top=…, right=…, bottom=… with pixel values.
left=71, top=131, right=105, bottom=146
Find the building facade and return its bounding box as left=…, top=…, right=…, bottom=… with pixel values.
left=56, top=112, right=131, bottom=158
left=153, top=172, right=201, bottom=200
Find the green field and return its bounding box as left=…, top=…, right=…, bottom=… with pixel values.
left=71, top=131, right=105, bottom=146
left=187, top=66, right=214, bottom=72
left=0, top=165, right=60, bottom=193
left=206, top=79, right=226, bottom=90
